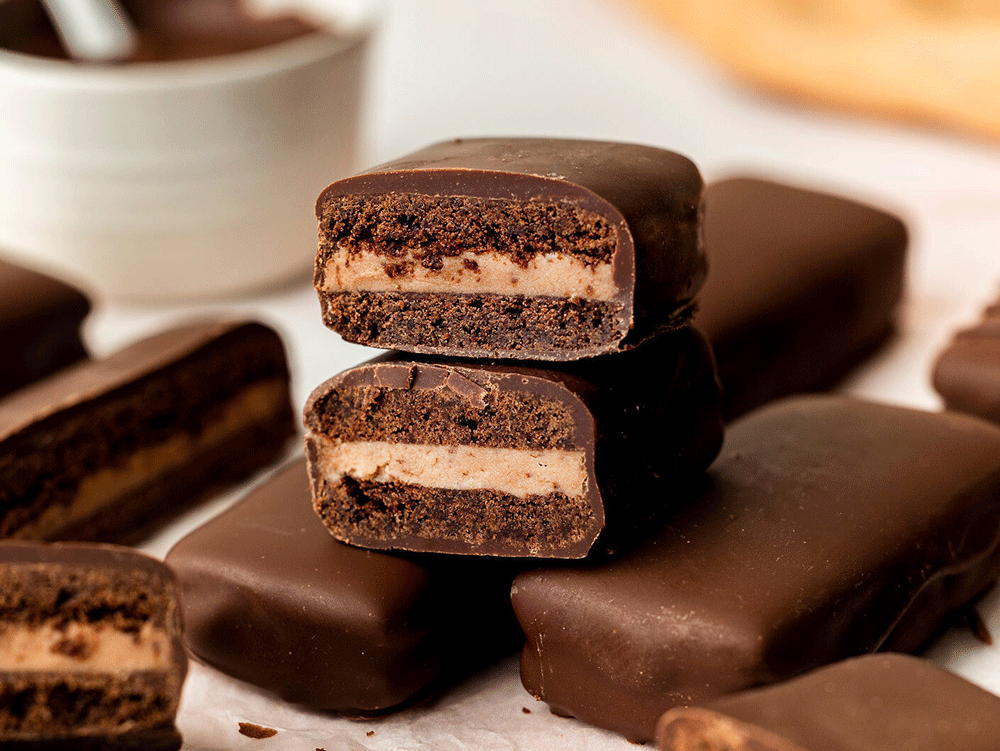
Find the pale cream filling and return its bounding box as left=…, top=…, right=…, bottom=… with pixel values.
left=311, top=434, right=588, bottom=498
left=0, top=621, right=171, bottom=672
left=324, top=246, right=618, bottom=300
left=14, top=378, right=288, bottom=540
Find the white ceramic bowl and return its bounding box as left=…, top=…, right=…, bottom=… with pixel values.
left=0, top=0, right=375, bottom=300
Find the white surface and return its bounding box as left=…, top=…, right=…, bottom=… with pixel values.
left=73, top=0, right=1000, bottom=747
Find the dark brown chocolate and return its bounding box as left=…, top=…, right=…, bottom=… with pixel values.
left=696, top=178, right=907, bottom=418
left=0, top=257, right=89, bottom=400
left=656, top=654, right=1000, bottom=751
left=933, top=300, right=1000, bottom=423
left=0, top=0, right=320, bottom=62
left=303, top=327, right=723, bottom=558
left=512, top=396, right=1000, bottom=742
left=0, top=319, right=295, bottom=542
left=0, top=541, right=186, bottom=750
left=166, top=460, right=520, bottom=714
left=315, top=138, right=705, bottom=360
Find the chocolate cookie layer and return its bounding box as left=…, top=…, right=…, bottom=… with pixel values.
left=656, top=654, right=1000, bottom=751
left=696, top=178, right=907, bottom=418
left=304, top=327, right=722, bottom=558
left=166, top=460, right=520, bottom=714
left=512, top=396, right=1000, bottom=742
left=0, top=319, right=295, bottom=542
left=0, top=541, right=185, bottom=750
left=933, top=300, right=1000, bottom=424
left=315, top=138, right=705, bottom=360
left=1, top=257, right=89, bottom=399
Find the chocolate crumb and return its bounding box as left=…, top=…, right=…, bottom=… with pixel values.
left=366, top=730, right=375, bottom=737
left=522, top=707, right=531, bottom=714
left=238, top=722, right=277, bottom=739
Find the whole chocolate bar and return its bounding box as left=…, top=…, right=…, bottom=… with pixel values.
left=1, top=257, right=90, bottom=399
left=315, top=138, right=705, bottom=360
left=0, top=319, right=295, bottom=542
left=512, top=396, right=1000, bottom=742
left=304, top=327, right=723, bottom=558
left=656, top=654, right=1000, bottom=751
left=696, top=178, right=907, bottom=418
left=166, top=460, right=520, bottom=714
left=0, top=541, right=186, bottom=751
left=933, top=300, right=1000, bottom=423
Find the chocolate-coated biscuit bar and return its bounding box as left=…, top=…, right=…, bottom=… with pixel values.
left=933, top=299, right=1000, bottom=423
left=315, top=138, right=705, bottom=360
left=1, top=257, right=90, bottom=399
left=696, top=178, right=907, bottom=418
left=0, top=319, right=295, bottom=542
left=656, top=654, right=1000, bottom=751
left=166, top=460, right=520, bottom=714
left=0, top=541, right=186, bottom=751
left=512, top=396, right=1000, bottom=742
left=304, top=327, right=723, bottom=558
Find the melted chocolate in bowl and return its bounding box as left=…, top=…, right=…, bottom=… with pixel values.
left=0, top=0, right=320, bottom=62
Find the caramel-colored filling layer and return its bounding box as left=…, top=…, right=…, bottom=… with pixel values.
left=14, top=378, right=288, bottom=540
left=323, top=246, right=618, bottom=300
left=311, top=434, right=588, bottom=498
left=0, top=621, right=170, bottom=672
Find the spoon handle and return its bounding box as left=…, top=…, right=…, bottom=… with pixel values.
left=41, top=0, right=138, bottom=62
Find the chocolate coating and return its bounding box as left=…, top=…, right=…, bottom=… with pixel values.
left=166, top=460, right=520, bottom=714
left=0, top=319, right=295, bottom=542
left=512, top=396, right=1000, bottom=742
left=656, top=654, right=1000, bottom=751
left=696, top=178, right=907, bottom=418
left=0, top=257, right=89, bottom=400
left=304, top=327, right=723, bottom=558
left=315, top=138, right=705, bottom=360
left=933, top=300, right=1000, bottom=423
left=0, top=541, right=186, bottom=750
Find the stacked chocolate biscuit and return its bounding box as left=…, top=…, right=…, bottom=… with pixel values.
left=304, top=138, right=725, bottom=559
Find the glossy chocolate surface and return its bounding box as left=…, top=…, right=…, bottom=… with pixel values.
left=657, top=654, right=1000, bottom=751
left=0, top=0, right=320, bottom=62
left=304, top=327, right=723, bottom=558
left=696, top=178, right=907, bottom=418
left=933, top=300, right=1000, bottom=424
left=0, top=258, right=89, bottom=400
left=315, top=138, right=705, bottom=360
left=512, top=396, right=1000, bottom=742
left=166, top=460, right=521, bottom=714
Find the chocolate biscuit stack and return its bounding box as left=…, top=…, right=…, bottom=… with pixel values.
left=304, top=138, right=724, bottom=559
